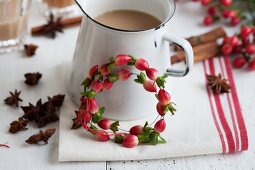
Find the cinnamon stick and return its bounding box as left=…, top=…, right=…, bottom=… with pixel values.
left=187, top=27, right=226, bottom=47
left=31, top=16, right=83, bottom=35
left=171, top=41, right=220, bottom=64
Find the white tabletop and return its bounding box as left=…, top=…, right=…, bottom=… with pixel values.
left=0, top=1, right=254, bottom=170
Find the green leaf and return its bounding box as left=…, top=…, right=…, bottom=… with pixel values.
left=156, top=77, right=165, bottom=88
left=109, top=74, right=118, bottom=82
left=140, top=72, right=146, bottom=82
left=149, top=132, right=159, bottom=145
left=80, top=91, right=97, bottom=98
left=143, top=121, right=149, bottom=128
left=110, top=121, right=120, bottom=133
left=138, top=133, right=150, bottom=143
left=107, top=63, right=115, bottom=71
left=98, top=107, right=105, bottom=115
left=134, top=78, right=143, bottom=84
left=127, top=59, right=136, bottom=66
left=162, top=74, right=168, bottom=79
left=81, top=78, right=92, bottom=87
left=114, top=135, right=123, bottom=144
left=158, top=135, right=167, bottom=144
left=90, top=124, right=98, bottom=130
left=92, top=113, right=102, bottom=123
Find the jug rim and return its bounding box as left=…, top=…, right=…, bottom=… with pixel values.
left=75, top=0, right=176, bottom=33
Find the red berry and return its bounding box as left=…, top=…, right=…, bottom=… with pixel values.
left=201, top=0, right=211, bottom=6
left=88, top=65, right=98, bottom=79
left=252, top=27, right=255, bottom=36
left=79, top=109, right=91, bottom=123
left=115, top=54, right=132, bottom=66
left=95, top=130, right=110, bottom=142
left=99, top=64, right=110, bottom=75
left=220, top=0, right=232, bottom=6
left=221, top=44, right=233, bottom=55
left=231, top=17, right=240, bottom=26
left=203, top=16, right=213, bottom=26
left=156, top=102, right=166, bottom=116
left=242, top=36, right=250, bottom=45
left=89, top=98, right=99, bottom=114
left=207, top=6, right=217, bottom=16
left=118, top=69, right=132, bottom=81
left=233, top=57, right=247, bottom=68
left=146, top=68, right=158, bottom=81
left=222, top=10, right=230, bottom=18
left=129, top=125, right=143, bottom=135
left=233, top=45, right=243, bottom=54
left=122, top=135, right=139, bottom=148
left=223, top=36, right=231, bottom=44
left=154, top=119, right=166, bottom=133
left=248, top=59, right=255, bottom=71
left=90, top=81, right=103, bottom=92
left=143, top=80, right=157, bottom=92
left=241, top=26, right=252, bottom=38
left=229, top=36, right=239, bottom=47
left=158, top=89, right=171, bottom=105
left=245, top=44, right=255, bottom=55
left=102, top=78, right=113, bottom=90
left=98, top=118, right=111, bottom=130
left=135, top=58, right=149, bottom=71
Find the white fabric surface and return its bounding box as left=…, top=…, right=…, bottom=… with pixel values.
left=0, top=0, right=251, bottom=169
left=58, top=57, right=248, bottom=161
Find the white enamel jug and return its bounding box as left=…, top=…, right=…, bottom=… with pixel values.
left=68, top=0, right=194, bottom=120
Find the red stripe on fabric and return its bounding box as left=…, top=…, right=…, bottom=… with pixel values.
left=224, top=57, right=248, bottom=151
left=218, top=57, right=240, bottom=151
left=208, top=58, right=236, bottom=153
left=203, top=61, right=226, bottom=153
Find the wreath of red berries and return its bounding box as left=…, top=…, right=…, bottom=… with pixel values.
left=78, top=54, right=176, bottom=148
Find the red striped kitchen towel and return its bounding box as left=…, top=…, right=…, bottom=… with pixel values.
left=203, top=57, right=248, bottom=153
left=58, top=57, right=248, bottom=161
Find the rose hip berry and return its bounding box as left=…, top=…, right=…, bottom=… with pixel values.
left=102, top=78, right=113, bottom=90
left=233, top=57, right=247, bottom=68
left=135, top=58, right=149, bottom=71
left=221, top=44, right=233, bottom=55
left=115, top=54, right=132, bottom=66
left=248, top=59, right=255, bottom=71
left=245, top=44, right=255, bottom=55
left=89, top=98, right=99, bottom=114
left=158, top=89, right=171, bottom=105
left=122, top=135, right=139, bottom=148
left=95, top=130, right=110, bottom=142
left=154, top=119, right=166, bottom=133
left=91, top=81, right=103, bottom=92
left=156, top=102, right=166, bottom=116
left=98, top=118, right=111, bottom=130
left=143, top=80, right=157, bottom=92
left=129, top=125, right=143, bottom=135
left=203, top=16, right=213, bottom=26
left=118, top=69, right=132, bottom=81
left=146, top=68, right=158, bottom=81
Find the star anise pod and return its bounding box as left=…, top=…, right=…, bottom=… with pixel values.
left=21, top=99, right=45, bottom=121
left=206, top=73, right=231, bottom=94
left=25, top=128, right=56, bottom=145
left=24, top=72, right=42, bottom=86
left=71, top=111, right=82, bottom=129
left=48, top=94, right=65, bottom=107
left=24, top=44, right=38, bottom=57
left=37, top=113, right=59, bottom=128
left=4, top=89, right=23, bottom=107
left=34, top=14, right=63, bottom=38
left=9, top=118, right=28, bottom=134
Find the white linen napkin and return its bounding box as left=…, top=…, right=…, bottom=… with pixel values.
left=58, top=57, right=248, bottom=161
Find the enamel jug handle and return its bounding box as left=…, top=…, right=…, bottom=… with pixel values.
left=163, top=34, right=194, bottom=77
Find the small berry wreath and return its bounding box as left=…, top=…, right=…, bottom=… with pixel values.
left=78, top=54, right=176, bottom=148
